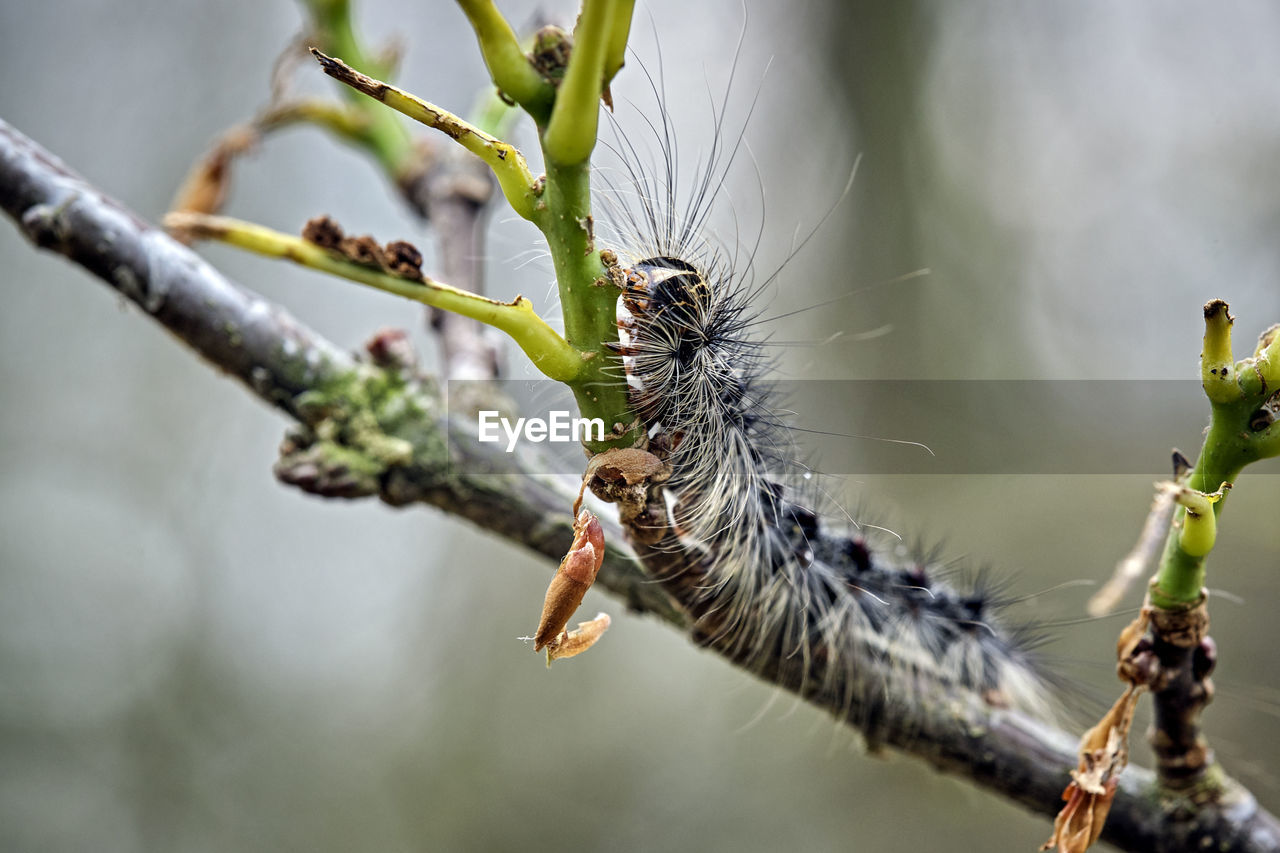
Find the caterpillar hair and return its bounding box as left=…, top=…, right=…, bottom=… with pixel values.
left=595, top=41, right=1059, bottom=740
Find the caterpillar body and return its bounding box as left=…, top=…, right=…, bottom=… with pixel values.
left=598, top=110, right=1059, bottom=735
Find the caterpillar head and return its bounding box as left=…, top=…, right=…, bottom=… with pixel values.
left=622, top=255, right=715, bottom=362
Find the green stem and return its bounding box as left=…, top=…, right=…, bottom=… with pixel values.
left=166, top=212, right=584, bottom=382
left=310, top=50, right=540, bottom=220
left=302, top=0, right=644, bottom=450
left=469, top=88, right=519, bottom=139
left=300, top=0, right=414, bottom=178
left=1150, top=302, right=1280, bottom=609
left=543, top=0, right=616, bottom=165
left=1199, top=299, right=1237, bottom=404
left=257, top=98, right=374, bottom=146
left=455, top=0, right=556, bottom=121
left=518, top=0, right=640, bottom=450
left=540, top=160, right=639, bottom=449
left=603, top=0, right=636, bottom=84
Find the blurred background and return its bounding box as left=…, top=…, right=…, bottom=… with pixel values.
left=2, top=1, right=1278, bottom=850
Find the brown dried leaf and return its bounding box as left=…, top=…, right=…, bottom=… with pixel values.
left=301, top=215, right=345, bottom=250
left=338, top=234, right=386, bottom=268
left=584, top=446, right=669, bottom=487
left=547, top=612, right=611, bottom=662
left=168, top=126, right=258, bottom=239
left=1116, top=608, right=1159, bottom=687
left=532, top=511, right=605, bottom=651
left=576, top=446, right=671, bottom=527
left=1042, top=675, right=1144, bottom=851
left=383, top=240, right=424, bottom=278
left=532, top=570, right=591, bottom=651
left=1042, top=777, right=1119, bottom=853
left=1116, top=609, right=1150, bottom=665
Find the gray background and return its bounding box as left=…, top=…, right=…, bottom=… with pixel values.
left=2, top=1, right=1278, bottom=850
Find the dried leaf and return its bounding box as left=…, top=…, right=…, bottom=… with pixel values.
left=1042, top=777, right=1119, bottom=853
left=168, top=126, right=258, bottom=238
left=337, top=234, right=386, bottom=268
left=1042, top=676, right=1144, bottom=851
left=383, top=240, right=423, bottom=278
left=547, top=612, right=611, bottom=663
left=532, top=511, right=605, bottom=651
left=576, top=446, right=671, bottom=528
left=301, top=215, right=345, bottom=250
left=298, top=215, right=422, bottom=279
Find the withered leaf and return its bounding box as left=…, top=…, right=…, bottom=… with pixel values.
left=547, top=613, right=611, bottom=663
left=532, top=511, right=605, bottom=652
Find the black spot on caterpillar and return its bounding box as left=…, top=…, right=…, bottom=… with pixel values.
left=596, top=32, right=1060, bottom=738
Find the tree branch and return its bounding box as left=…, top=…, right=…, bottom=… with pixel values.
left=3, top=117, right=1278, bottom=853
left=0, top=116, right=667, bottom=621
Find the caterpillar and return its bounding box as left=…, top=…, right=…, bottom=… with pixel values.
left=592, top=51, right=1059, bottom=738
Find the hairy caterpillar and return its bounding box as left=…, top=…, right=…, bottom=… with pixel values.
left=593, top=49, right=1058, bottom=736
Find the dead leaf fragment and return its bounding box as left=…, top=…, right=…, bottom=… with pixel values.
left=383, top=240, right=423, bottom=278
left=532, top=511, right=605, bottom=652
left=299, top=215, right=424, bottom=279
left=168, top=126, right=258, bottom=241
left=1043, top=776, right=1119, bottom=853
left=547, top=613, right=611, bottom=662
left=1042, top=660, right=1145, bottom=851
left=338, top=234, right=386, bottom=268
left=576, top=446, right=671, bottom=531
left=301, top=214, right=345, bottom=250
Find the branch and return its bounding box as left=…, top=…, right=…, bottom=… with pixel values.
left=0, top=116, right=666, bottom=620
left=297, top=0, right=415, bottom=177
left=163, top=212, right=583, bottom=382
left=3, top=118, right=1279, bottom=853
left=541, top=0, right=616, bottom=165
left=305, top=37, right=642, bottom=449
left=311, top=48, right=540, bottom=222
left=454, top=0, right=557, bottom=120
left=177, top=5, right=513, bottom=382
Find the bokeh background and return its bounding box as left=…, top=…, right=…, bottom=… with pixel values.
left=2, top=1, right=1278, bottom=850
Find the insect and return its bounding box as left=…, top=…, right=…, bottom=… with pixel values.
left=596, top=106, right=1059, bottom=733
